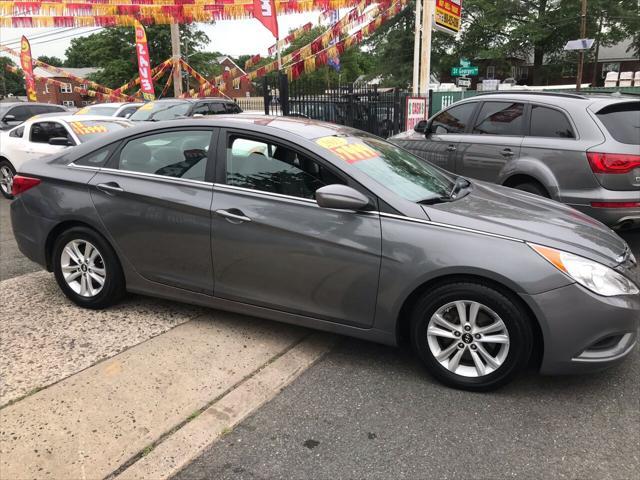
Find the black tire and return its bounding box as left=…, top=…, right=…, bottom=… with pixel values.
left=512, top=181, right=550, bottom=198
left=410, top=281, right=533, bottom=391
left=0, top=159, right=15, bottom=200
left=52, top=226, right=125, bottom=309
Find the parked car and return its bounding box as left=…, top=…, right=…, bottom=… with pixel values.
left=74, top=102, right=142, bottom=118
left=9, top=116, right=638, bottom=391
left=390, top=92, right=640, bottom=230
left=0, top=102, right=67, bottom=131
left=129, top=98, right=242, bottom=122
left=0, top=114, right=132, bottom=199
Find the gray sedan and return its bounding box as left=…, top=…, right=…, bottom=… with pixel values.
left=9, top=117, right=639, bottom=391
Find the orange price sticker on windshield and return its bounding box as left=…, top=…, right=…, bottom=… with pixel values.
left=69, top=122, right=108, bottom=136
left=139, top=102, right=154, bottom=111
left=316, top=136, right=379, bottom=164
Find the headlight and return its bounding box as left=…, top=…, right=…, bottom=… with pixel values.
left=529, top=243, right=639, bottom=297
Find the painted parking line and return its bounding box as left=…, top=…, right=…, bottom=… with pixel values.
left=0, top=271, right=204, bottom=406
left=0, top=312, right=322, bottom=479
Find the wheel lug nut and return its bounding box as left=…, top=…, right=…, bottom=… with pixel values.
left=458, top=343, right=465, bottom=349
left=475, top=334, right=481, bottom=339
left=470, top=344, right=477, bottom=350
left=464, top=325, right=471, bottom=331
left=454, top=331, right=461, bottom=337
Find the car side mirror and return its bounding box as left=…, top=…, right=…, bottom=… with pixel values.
left=315, top=184, right=370, bottom=211
left=414, top=120, right=428, bottom=134
left=49, top=137, right=72, bottom=146
left=3, top=114, right=17, bottom=123
left=192, top=113, right=205, bottom=118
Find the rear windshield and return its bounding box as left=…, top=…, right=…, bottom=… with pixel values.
left=129, top=101, right=191, bottom=121
left=67, top=120, right=131, bottom=143
left=596, top=102, right=640, bottom=145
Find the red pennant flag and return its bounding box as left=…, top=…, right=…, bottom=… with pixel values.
left=134, top=21, right=155, bottom=101
left=20, top=36, right=37, bottom=101
left=253, top=0, right=278, bottom=38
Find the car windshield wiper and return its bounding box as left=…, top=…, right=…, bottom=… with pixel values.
left=448, top=177, right=471, bottom=199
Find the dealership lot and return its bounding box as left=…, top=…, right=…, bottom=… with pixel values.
left=0, top=198, right=638, bottom=479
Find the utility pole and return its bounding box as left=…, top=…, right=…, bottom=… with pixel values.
left=575, top=0, right=587, bottom=91
left=418, top=0, right=433, bottom=94
left=170, top=22, right=183, bottom=97
left=412, top=0, right=422, bottom=94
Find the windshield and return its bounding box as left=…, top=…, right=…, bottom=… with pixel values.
left=315, top=133, right=456, bottom=202
left=67, top=119, right=131, bottom=143
left=129, top=101, right=191, bottom=121
left=0, top=104, right=11, bottom=117
left=75, top=105, right=119, bottom=116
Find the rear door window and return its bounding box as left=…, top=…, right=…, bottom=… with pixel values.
left=596, top=102, right=640, bottom=145
left=430, top=102, right=476, bottom=134
left=529, top=105, right=575, bottom=138
left=209, top=103, right=227, bottom=114
left=473, top=102, right=525, bottom=135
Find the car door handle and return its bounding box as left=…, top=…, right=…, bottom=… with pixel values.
left=500, top=148, right=515, bottom=157
left=215, top=209, right=252, bottom=224
left=96, top=182, right=124, bottom=195
left=446, top=144, right=457, bottom=152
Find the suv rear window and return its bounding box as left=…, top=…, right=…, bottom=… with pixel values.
left=596, top=102, right=640, bottom=145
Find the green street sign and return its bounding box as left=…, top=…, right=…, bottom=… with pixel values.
left=451, top=66, right=479, bottom=77
left=459, top=58, right=471, bottom=68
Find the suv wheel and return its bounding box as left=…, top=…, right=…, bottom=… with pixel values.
left=513, top=181, right=550, bottom=198
left=410, top=282, right=533, bottom=391
left=0, top=159, right=15, bottom=199
left=53, top=227, right=125, bottom=309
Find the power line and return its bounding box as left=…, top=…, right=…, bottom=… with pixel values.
left=0, top=27, right=77, bottom=45
left=1, top=27, right=103, bottom=49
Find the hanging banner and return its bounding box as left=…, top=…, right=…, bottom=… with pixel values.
left=134, top=20, right=155, bottom=100
left=20, top=36, right=37, bottom=101
left=434, top=0, right=462, bottom=35
left=253, top=0, right=278, bottom=38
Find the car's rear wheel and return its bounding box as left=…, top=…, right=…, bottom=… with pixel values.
left=513, top=181, right=550, bottom=198
left=52, top=227, right=125, bottom=309
left=410, top=282, right=533, bottom=391
left=0, top=159, right=15, bottom=200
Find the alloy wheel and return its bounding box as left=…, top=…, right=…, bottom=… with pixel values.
left=426, top=300, right=510, bottom=378
left=0, top=165, right=13, bottom=195
left=60, top=240, right=106, bottom=298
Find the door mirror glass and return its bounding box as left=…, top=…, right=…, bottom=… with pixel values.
left=414, top=120, right=428, bottom=134
left=315, top=184, right=369, bottom=211
left=49, top=136, right=72, bottom=146
left=3, top=114, right=16, bottom=123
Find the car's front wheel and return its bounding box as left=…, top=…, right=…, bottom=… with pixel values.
left=410, top=281, right=533, bottom=391
left=0, top=159, right=16, bottom=200
left=52, top=227, right=125, bottom=309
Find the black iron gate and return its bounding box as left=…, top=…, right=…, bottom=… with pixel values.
left=262, top=74, right=419, bottom=138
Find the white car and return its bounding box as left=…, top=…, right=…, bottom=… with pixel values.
left=0, top=114, right=132, bottom=199
left=74, top=102, right=142, bottom=118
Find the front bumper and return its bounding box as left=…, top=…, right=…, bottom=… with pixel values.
left=523, top=283, right=639, bottom=375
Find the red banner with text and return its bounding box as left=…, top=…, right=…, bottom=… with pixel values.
left=134, top=21, right=155, bottom=100
left=20, top=36, right=37, bottom=101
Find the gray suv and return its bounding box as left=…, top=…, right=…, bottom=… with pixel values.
left=390, top=92, right=640, bottom=230
left=0, top=102, right=67, bottom=130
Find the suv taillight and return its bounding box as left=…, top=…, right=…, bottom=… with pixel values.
left=587, top=152, right=640, bottom=174
left=12, top=176, right=41, bottom=196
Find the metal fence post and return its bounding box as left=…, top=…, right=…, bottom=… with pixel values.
left=279, top=72, right=290, bottom=116
left=428, top=88, right=434, bottom=117
left=393, top=88, right=401, bottom=136
left=263, top=77, right=270, bottom=116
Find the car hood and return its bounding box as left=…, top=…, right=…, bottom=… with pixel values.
left=423, top=181, right=627, bottom=267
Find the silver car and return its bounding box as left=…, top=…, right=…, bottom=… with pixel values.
left=9, top=117, right=639, bottom=390
left=391, top=92, right=640, bottom=230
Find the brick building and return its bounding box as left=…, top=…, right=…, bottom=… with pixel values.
left=215, top=56, right=255, bottom=98
left=34, top=67, right=101, bottom=108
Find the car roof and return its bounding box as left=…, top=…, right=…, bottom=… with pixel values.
left=82, top=102, right=137, bottom=108
left=28, top=113, right=131, bottom=123
left=1, top=102, right=66, bottom=108
left=469, top=90, right=639, bottom=107
left=149, top=97, right=236, bottom=104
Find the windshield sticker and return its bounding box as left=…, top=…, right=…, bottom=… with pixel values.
left=76, top=107, right=90, bottom=114
left=69, top=122, right=109, bottom=136
left=316, top=136, right=379, bottom=164
left=139, top=102, right=155, bottom=111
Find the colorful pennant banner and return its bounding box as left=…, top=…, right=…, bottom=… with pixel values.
left=19, top=36, right=37, bottom=101
left=267, top=21, right=312, bottom=55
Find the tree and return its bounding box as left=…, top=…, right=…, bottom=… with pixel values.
left=0, top=57, right=26, bottom=97
left=37, top=55, right=64, bottom=67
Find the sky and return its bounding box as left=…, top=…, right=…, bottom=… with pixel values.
left=0, top=13, right=321, bottom=61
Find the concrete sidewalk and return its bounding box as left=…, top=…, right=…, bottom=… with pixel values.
left=0, top=272, right=337, bottom=479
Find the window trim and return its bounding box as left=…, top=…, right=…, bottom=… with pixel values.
left=527, top=103, right=577, bottom=140
left=60, top=83, right=73, bottom=94
left=467, top=100, right=528, bottom=137
left=105, top=126, right=219, bottom=183
left=215, top=127, right=377, bottom=207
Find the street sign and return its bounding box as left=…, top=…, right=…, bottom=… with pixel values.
left=434, top=0, right=462, bottom=35
left=451, top=66, right=478, bottom=76
left=457, top=77, right=471, bottom=87
left=459, top=58, right=470, bottom=68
